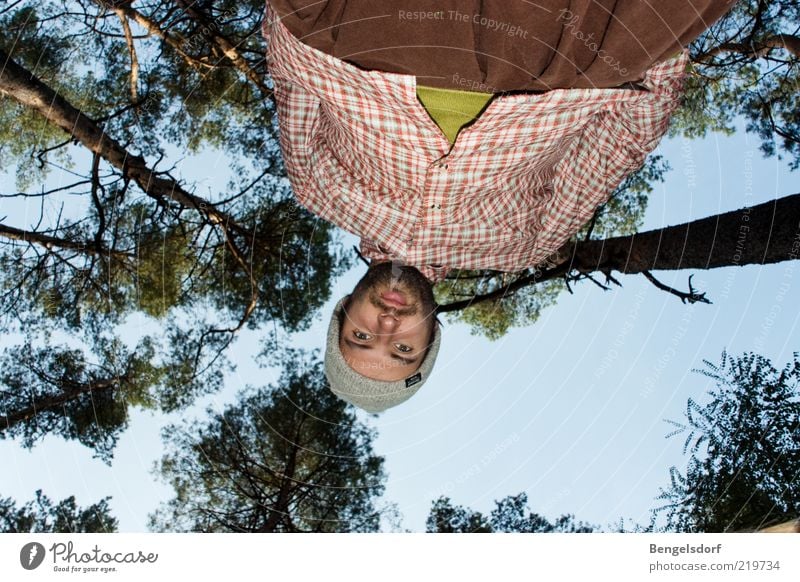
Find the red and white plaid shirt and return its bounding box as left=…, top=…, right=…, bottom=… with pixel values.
left=264, top=8, right=688, bottom=283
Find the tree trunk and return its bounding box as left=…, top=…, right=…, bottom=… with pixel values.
left=440, top=193, right=800, bottom=312
left=559, top=193, right=800, bottom=273
left=0, top=48, right=241, bottom=231
left=260, top=444, right=298, bottom=533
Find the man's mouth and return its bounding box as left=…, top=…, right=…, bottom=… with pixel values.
left=381, top=291, right=407, bottom=307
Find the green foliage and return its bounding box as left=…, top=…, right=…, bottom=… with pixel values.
left=0, top=0, right=347, bottom=462
left=426, top=492, right=595, bottom=532
left=654, top=351, right=800, bottom=532
left=203, top=196, right=353, bottom=333
left=134, top=223, right=195, bottom=320
left=0, top=101, right=74, bottom=190
left=426, top=497, right=493, bottom=532
left=0, top=490, right=117, bottom=533
left=0, top=3, right=144, bottom=184
left=0, top=337, right=165, bottom=463
left=150, top=349, right=386, bottom=532
left=678, top=0, right=800, bottom=169
left=576, top=154, right=671, bottom=240
left=436, top=276, right=563, bottom=341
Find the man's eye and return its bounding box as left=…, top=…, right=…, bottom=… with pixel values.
left=353, top=330, right=371, bottom=340
left=395, top=343, right=413, bottom=353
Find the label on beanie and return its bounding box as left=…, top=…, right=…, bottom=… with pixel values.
left=405, top=373, right=422, bottom=388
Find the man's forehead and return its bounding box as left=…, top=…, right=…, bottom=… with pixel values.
left=340, top=348, right=418, bottom=381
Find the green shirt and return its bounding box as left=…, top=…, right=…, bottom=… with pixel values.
left=416, top=85, right=493, bottom=145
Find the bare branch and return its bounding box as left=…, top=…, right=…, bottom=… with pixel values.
left=578, top=272, right=612, bottom=292
left=703, top=34, right=800, bottom=60
left=93, top=0, right=215, bottom=73
left=437, top=266, right=562, bottom=314
left=112, top=5, right=139, bottom=102
left=89, top=153, right=107, bottom=252
left=353, top=245, right=370, bottom=268
left=2, top=180, right=93, bottom=198
left=36, top=137, right=75, bottom=167
left=642, top=272, right=712, bottom=304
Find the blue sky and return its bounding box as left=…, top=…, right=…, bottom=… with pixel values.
left=1, top=119, right=797, bottom=532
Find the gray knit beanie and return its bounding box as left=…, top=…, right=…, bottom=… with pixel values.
left=324, top=296, right=441, bottom=413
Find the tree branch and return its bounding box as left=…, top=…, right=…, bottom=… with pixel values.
left=94, top=0, right=215, bottom=73
left=0, top=46, right=260, bottom=329
left=0, top=377, right=121, bottom=432
left=173, top=0, right=273, bottom=98
left=0, top=222, right=133, bottom=260
left=112, top=5, right=139, bottom=102
left=437, top=266, right=562, bottom=314
left=642, top=272, right=712, bottom=304
left=704, top=34, right=800, bottom=60
left=0, top=47, right=241, bottom=231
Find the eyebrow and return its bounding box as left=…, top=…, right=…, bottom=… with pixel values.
left=343, top=338, right=419, bottom=366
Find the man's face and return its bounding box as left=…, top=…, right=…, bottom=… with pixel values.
left=339, top=262, right=437, bottom=382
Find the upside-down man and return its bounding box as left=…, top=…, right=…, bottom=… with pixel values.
left=263, top=1, right=735, bottom=412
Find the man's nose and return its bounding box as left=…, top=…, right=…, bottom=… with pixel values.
left=378, top=312, right=400, bottom=332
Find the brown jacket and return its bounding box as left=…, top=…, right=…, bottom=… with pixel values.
left=268, top=0, right=734, bottom=91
